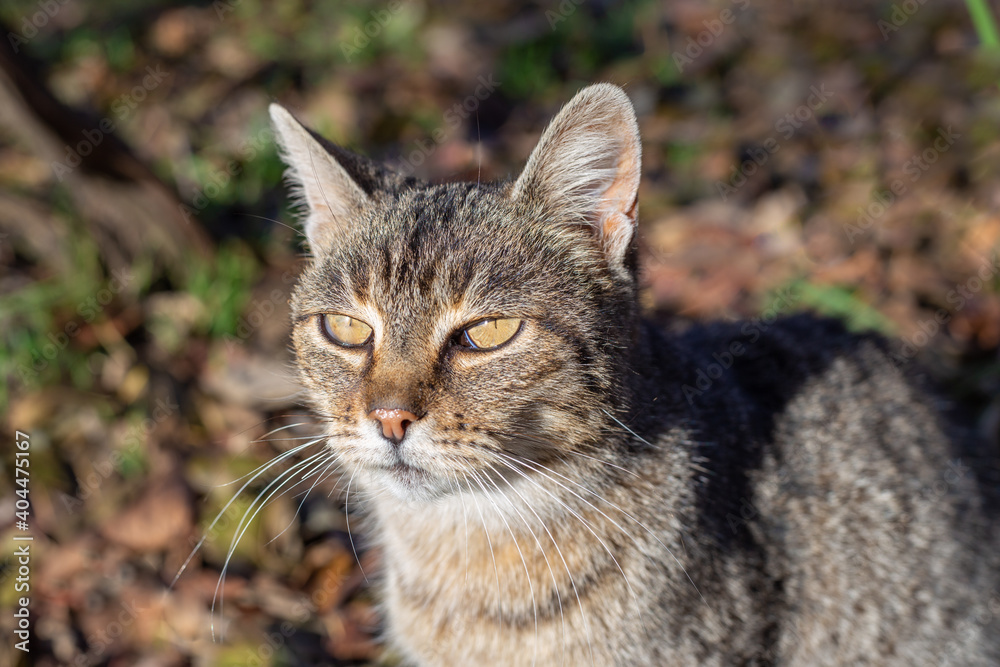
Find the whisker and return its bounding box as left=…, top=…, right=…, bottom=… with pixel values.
left=211, top=450, right=330, bottom=639
left=475, top=468, right=540, bottom=667
left=501, top=452, right=708, bottom=610
left=491, top=452, right=649, bottom=640
left=345, top=469, right=369, bottom=584
left=171, top=437, right=326, bottom=589
left=265, top=454, right=342, bottom=547
left=488, top=459, right=596, bottom=666
left=450, top=471, right=472, bottom=590
left=532, top=457, right=703, bottom=603
left=214, top=434, right=326, bottom=488
left=465, top=471, right=504, bottom=627
left=483, top=462, right=569, bottom=663
left=254, top=433, right=330, bottom=443
left=601, top=409, right=656, bottom=448
left=555, top=448, right=641, bottom=480
left=239, top=212, right=306, bottom=237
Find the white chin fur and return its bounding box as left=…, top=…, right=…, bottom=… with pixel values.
left=363, top=466, right=451, bottom=503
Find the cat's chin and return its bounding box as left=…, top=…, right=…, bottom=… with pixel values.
left=363, top=463, right=452, bottom=503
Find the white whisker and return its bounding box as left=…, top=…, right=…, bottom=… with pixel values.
left=171, top=437, right=326, bottom=590
left=265, top=455, right=342, bottom=547
left=476, top=468, right=540, bottom=667
left=465, top=471, right=504, bottom=628
left=601, top=409, right=656, bottom=448
left=483, top=462, right=569, bottom=664
left=345, top=469, right=369, bottom=584
left=506, top=451, right=707, bottom=609
left=211, top=449, right=330, bottom=640
left=491, top=452, right=649, bottom=640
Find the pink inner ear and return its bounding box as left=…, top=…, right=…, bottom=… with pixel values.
left=601, top=198, right=638, bottom=239
left=598, top=148, right=640, bottom=250
left=603, top=139, right=639, bottom=206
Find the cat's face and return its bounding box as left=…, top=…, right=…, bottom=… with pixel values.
left=274, top=84, right=643, bottom=501
left=290, top=184, right=624, bottom=500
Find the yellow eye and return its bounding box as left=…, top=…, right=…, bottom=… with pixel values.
left=461, top=318, right=522, bottom=350
left=320, top=314, right=373, bottom=347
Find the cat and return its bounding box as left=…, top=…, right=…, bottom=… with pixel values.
left=268, top=84, right=999, bottom=666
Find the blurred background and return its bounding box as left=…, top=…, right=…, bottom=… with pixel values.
left=1, top=0, right=999, bottom=664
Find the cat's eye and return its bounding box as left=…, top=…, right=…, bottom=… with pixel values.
left=459, top=318, right=522, bottom=350
left=320, top=314, right=373, bottom=347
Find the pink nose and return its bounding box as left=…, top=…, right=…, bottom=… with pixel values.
left=369, top=408, right=419, bottom=442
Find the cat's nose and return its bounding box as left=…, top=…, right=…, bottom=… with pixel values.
left=369, top=408, right=419, bottom=443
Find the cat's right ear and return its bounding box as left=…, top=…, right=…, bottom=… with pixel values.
left=269, top=104, right=370, bottom=253
left=511, top=84, right=641, bottom=275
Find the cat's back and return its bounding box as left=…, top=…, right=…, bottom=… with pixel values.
left=663, top=313, right=1000, bottom=665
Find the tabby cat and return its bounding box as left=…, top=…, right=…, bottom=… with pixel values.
left=269, top=84, right=999, bottom=665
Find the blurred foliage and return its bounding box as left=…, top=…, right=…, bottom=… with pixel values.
left=0, top=215, right=151, bottom=408
left=185, top=240, right=258, bottom=337
left=965, top=0, right=1000, bottom=51
left=773, top=280, right=897, bottom=334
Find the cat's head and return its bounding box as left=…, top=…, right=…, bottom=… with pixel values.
left=272, top=84, right=643, bottom=501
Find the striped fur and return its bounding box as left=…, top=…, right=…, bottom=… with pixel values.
left=271, top=84, right=999, bottom=666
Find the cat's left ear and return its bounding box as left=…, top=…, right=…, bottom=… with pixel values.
left=512, top=83, right=641, bottom=271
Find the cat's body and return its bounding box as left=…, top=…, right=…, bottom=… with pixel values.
left=269, top=84, right=999, bottom=665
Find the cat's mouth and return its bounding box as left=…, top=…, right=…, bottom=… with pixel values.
left=353, top=433, right=454, bottom=500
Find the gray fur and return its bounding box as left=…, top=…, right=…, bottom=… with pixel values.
left=272, top=84, right=1000, bottom=665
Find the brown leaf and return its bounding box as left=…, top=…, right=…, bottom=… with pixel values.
left=101, top=478, right=192, bottom=553
left=309, top=543, right=357, bottom=613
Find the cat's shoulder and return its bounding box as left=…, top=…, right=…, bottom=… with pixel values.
left=655, top=311, right=939, bottom=446
left=660, top=312, right=893, bottom=404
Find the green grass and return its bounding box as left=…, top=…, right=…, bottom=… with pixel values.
left=966, top=0, right=1000, bottom=90
left=0, top=215, right=258, bottom=410
left=966, top=0, right=1000, bottom=50
left=767, top=279, right=896, bottom=335
left=184, top=240, right=259, bottom=338
left=498, top=0, right=650, bottom=100
left=0, top=225, right=123, bottom=408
